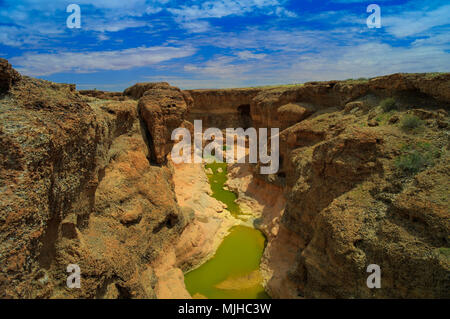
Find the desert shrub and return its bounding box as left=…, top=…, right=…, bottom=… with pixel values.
left=375, top=110, right=395, bottom=125
left=381, top=98, right=397, bottom=112
left=395, top=143, right=440, bottom=174
left=401, top=115, right=423, bottom=131
left=438, top=247, right=450, bottom=258
left=344, top=77, right=369, bottom=83
left=395, top=151, right=428, bottom=174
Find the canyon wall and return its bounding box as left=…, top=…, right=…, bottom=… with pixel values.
left=186, top=88, right=262, bottom=128
left=188, top=73, right=450, bottom=298
left=0, top=59, right=191, bottom=298
left=187, top=74, right=450, bottom=131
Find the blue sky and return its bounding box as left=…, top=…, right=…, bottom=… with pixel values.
left=0, top=0, right=449, bottom=90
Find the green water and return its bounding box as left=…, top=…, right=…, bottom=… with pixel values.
left=184, top=226, right=269, bottom=299
left=204, top=161, right=242, bottom=216
left=184, top=161, right=270, bottom=299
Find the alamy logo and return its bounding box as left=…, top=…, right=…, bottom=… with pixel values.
left=171, top=120, right=280, bottom=174
left=66, top=4, right=81, bottom=29
left=366, top=264, right=381, bottom=288
left=366, top=4, right=381, bottom=29
left=66, top=264, right=81, bottom=288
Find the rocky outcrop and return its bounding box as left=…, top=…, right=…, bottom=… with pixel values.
left=185, top=74, right=449, bottom=130
left=124, top=82, right=169, bottom=100
left=276, top=109, right=449, bottom=298
left=186, top=88, right=262, bottom=128
left=250, top=74, right=450, bottom=129
left=137, top=83, right=191, bottom=164
left=189, top=73, right=449, bottom=299
left=0, top=63, right=189, bottom=298
left=276, top=103, right=316, bottom=131
left=0, top=58, right=20, bottom=93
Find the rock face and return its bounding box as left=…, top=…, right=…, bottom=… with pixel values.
left=0, top=63, right=189, bottom=298
left=186, top=88, right=262, bottom=128
left=124, top=82, right=169, bottom=100
left=226, top=163, right=299, bottom=298
left=137, top=83, right=191, bottom=164
left=0, top=58, right=21, bottom=93
left=187, top=74, right=450, bottom=130
left=279, top=118, right=449, bottom=298
left=276, top=103, right=315, bottom=131
left=187, top=73, right=449, bottom=299
left=258, top=79, right=449, bottom=298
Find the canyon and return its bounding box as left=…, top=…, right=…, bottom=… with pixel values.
left=0, top=57, right=449, bottom=299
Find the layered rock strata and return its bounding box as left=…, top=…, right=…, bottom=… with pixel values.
left=0, top=61, right=191, bottom=298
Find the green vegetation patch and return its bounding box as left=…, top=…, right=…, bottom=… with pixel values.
left=437, top=247, right=450, bottom=258
left=424, top=72, right=447, bottom=79
left=381, top=98, right=397, bottom=112
left=401, top=114, right=423, bottom=131
left=395, top=142, right=441, bottom=175
left=375, top=110, right=396, bottom=125
left=344, top=77, right=369, bottom=84
left=247, top=83, right=304, bottom=89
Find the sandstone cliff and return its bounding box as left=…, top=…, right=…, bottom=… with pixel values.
left=137, top=83, right=192, bottom=164
left=187, top=74, right=449, bottom=131
left=187, top=73, right=449, bottom=298
left=186, top=88, right=261, bottom=128
left=278, top=115, right=449, bottom=298
left=0, top=59, right=189, bottom=298
left=254, top=76, right=449, bottom=298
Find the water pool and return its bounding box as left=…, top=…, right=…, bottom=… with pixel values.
left=184, top=161, right=270, bottom=299
left=184, top=225, right=269, bottom=299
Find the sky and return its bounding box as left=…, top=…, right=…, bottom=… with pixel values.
left=0, top=0, right=449, bottom=90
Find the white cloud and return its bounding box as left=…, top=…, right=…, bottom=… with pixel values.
left=184, top=56, right=251, bottom=78
left=97, top=33, right=110, bottom=41
left=83, top=17, right=149, bottom=32
left=236, top=50, right=267, bottom=60
left=0, top=0, right=170, bottom=47
left=384, top=4, right=450, bottom=37
left=143, top=75, right=252, bottom=89
left=273, top=6, right=297, bottom=18
left=179, top=20, right=212, bottom=33
left=168, top=0, right=281, bottom=20
left=0, top=25, right=57, bottom=47
left=10, top=46, right=196, bottom=76
left=174, top=26, right=450, bottom=88
left=182, top=28, right=352, bottom=52
left=168, top=0, right=296, bottom=32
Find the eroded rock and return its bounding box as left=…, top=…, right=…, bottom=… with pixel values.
left=137, top=83, right=189, bottom=164
left=0, top=62, right=188, bottom=299
left=0, top=58, right=20, bottom=93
